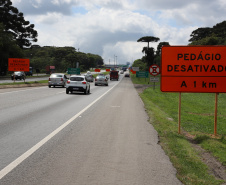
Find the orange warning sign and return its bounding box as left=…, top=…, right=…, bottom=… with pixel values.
left=161, top=46, right=226, bottom=93
left=8, top=58, right=30, bottom=72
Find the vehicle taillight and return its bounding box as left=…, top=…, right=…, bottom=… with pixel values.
left=95, top=78, right=97, bottom=81
left=61, top=78, right=63, bottom=81
left=82, top=82, right=86, bottom=84
left=49, top=78, right=51, bottom=81
left=67, top=80, right=70, bottom=84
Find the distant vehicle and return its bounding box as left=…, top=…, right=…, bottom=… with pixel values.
left=11, top=71, right=26, bottom=80
left=120, top=70, right=124, bottom=74
left=122, top=67, right=127, bottom=71
left=66, top=75, right=90, bottom=94
left=110, top=70, right=119, bottom=81
left=48, top=73, right=68, bottom=88
left=125, top=73, right=130, bottom=77
left=46, top=66, right=55, bottom=74
left=85, top=74, right=94, bottom=82
left=25, top=67, right=33, bottom=76
left=95, top=75, right=108, bottom=86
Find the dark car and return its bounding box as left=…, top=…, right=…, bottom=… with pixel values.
left=25, top=71, right=32, bottom=76
left=11, top=71, right=26, bottom=80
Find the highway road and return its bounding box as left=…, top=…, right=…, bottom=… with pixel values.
left=0, top=71, right=104, bottom=84
left=0, top=74, right=182, bottom=185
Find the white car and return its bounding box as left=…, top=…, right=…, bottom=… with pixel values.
left=48, top=73, right=68, bottom=88
left=95, top=75, right=108, bottom=86
left=66, top=75, right=90, bottom=94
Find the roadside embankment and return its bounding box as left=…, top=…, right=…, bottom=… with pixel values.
left=0, top=83, right=48, bottom=89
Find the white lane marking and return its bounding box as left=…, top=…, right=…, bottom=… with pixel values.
left=0, top=86, right=47, bottom=94
left=0, top=82, right=119, bottom=179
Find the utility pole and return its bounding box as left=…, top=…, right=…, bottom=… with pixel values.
left=116, top=56, right=117, bottom=68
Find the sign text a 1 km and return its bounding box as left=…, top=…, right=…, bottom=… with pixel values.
left=161, top=46, right=226, bottom=93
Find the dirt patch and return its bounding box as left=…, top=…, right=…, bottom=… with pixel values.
left=134, top=84, right=226, bottom=183
left=184, top=132, right=226, bottom=182
left=193, top=143, right=226, bottom=182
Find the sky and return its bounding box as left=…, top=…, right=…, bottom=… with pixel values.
left=11, top=0, right=226, bottom=65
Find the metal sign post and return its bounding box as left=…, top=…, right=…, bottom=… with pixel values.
left=149, top=64, right=160, bottom=90
left=214, top=93, right=219, bottom=136
left=178, top=92, right=181, bottom=134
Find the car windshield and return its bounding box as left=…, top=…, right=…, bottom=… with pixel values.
left=51, top=74, right=63, bottom=78
left=70, top=77, right=84, bottom=81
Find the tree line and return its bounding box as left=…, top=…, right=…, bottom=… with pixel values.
left=0, top=0, right=103, bottom=75
left=133, top=20, right=226, bottom=70
left=24, top=46, right=103, bottom=73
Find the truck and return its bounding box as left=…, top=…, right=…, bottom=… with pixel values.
left=110, top=70, right=119, bottom=81
left=46, top=66, right=55, bottom=74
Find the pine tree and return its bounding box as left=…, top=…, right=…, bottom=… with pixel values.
left=0, top=0, right=38, bottom=48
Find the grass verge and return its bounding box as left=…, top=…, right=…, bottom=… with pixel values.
left=0, top=80, right=48, bottom=86
left=131, top=74, right=226, bottom=184
left=92, top=72, right=110, bottom=78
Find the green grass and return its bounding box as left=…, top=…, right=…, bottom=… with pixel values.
left=130, top=73, right=153, bottom=84
left=131, top=73, right=226, bottom=184
left=0, top=80, right=48, bottom=85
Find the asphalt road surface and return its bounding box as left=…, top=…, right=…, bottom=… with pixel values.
left=0, top=75, right=182, bottom=185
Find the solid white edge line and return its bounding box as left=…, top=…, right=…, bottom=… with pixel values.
left=0, top=82, right=119, bottom=179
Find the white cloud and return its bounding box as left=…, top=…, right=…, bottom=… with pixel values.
left=102, top=41, right=145, bottom=65
left=10, top=0, right=226, bottom=64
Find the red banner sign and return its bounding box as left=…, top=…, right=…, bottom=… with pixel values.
left=95, top=68, right=100, bottom=72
